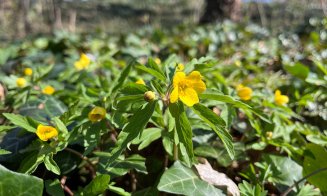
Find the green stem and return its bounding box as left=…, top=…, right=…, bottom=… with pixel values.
left=173, top=143, right=178, bottom=161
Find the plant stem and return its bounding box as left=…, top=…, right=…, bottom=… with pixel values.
left=64, top=147, right=96, bottom=178
left=281, top=167, right=327, bottom=196
left=173, top=143, right=178, bottom=161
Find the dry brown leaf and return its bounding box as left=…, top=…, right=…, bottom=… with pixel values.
left=0, top=83, right=5, bottom=101
left=195, top=159, right=240, bottom=196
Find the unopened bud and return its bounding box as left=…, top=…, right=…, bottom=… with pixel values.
left=266, top=131, right=273, bottom=139
left=144, top=91, right=156, bottom=102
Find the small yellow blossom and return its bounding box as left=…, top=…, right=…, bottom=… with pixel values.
left=135, top=79, right=145, bottom=85
left=36, top=125, right=58, bottom=141
left=266, top=131, right=273, bottom=139
left=88, top=106, right=106, bottom=122
left=170, top=71, right=206, bottom=107
left=176, top=63, right=184, bottom=72
left=42, top=85, right=55, bottom=95
left=154, top=58, right=161, bottom=65
left=236, top=84, right=253, bottom=101
left=144, top=91, right=156, bottom=102
left=16, top=78, right=26, bottom=88
left=24, top=68, right=33, bottom=76
left=74, top=53, right=90, bottom=70
left=235, top=60, right=242, bottom=67
left=274, top=90, right=289, bottom=105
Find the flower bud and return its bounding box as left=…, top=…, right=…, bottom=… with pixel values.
left=144, top=91, right=156, bottom=102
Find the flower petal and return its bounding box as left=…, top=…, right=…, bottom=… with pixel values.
left=275, top=90, right=281, bottom=96
left=179, top=87, right=199, bottom=107
left=170, top=87, right=179, bottom=103
left=173, top=72, right=186, bottom=87
left=186, top=71, right=206, bottom=93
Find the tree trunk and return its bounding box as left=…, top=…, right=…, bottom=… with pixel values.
left=200, top=0, right=242, bottom=24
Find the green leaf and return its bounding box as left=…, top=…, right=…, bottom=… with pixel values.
left=147, top=57, right=165, bottom=76
left=53, top=117, right=68, bottom=135
left=19, top=96, right=67, bottom=123
left=110, top=59, right=134, bottom=94
left=0, top=148, right=11, bottom=155
left=120, top=83, right=149, bottom=95
left=132, top=127, right=162, bottom=150
left=0, top=164, right=43, bottom=195
left=200, top=93, right=251, bottom=110
left=136, top=65, right=166, bottom=81
left=83, top=174, right=111, bottom=196
left=303, top=144, right=327, bottom=194
left=99, top=154, right=147, bottom=178
left=108, top=183, right=131, bottom=196
left=192, top=103, right=234, bottom=159
left=169, top=102, right=194, bottom=166
left=0, top=125, right=16, bottom=132
left=284, top=62, right=310, bottom=79
left=297, top=184, right=321, bottom=196
left=263, top=154, right=302, bottom=186
left=157, top=161, right=224, bottom=196
left=106, top=101, right=156, bottom=167
left=44, top=154, right=61, bottom=175
left=18, top=152, right=45, bottom=174
left=2, top=113, right=36, bottom=133
left=45, top=179, right=65, bottom=196
left=238, top=181, right=267, bottom=196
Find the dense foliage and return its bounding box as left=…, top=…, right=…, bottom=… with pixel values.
left=0, top=18, right=327, bottom=195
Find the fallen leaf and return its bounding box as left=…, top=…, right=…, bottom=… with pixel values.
left=195, top=159, right=240, bottom=196
left=0, top=83, right=5, bottom=101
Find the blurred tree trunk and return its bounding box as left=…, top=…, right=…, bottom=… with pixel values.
left=200, top=0, right=242, bottom=24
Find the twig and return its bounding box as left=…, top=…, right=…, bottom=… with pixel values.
left=281, top=167, right=327, bottom=196
left=130, top=170, right=137, bottom=192
left=64, top=147, right=96, bottom=178
left=60, top=176, right=74, bottom=196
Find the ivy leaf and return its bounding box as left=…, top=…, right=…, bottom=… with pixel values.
left=192, top=103, right=234, bottom=159
left=0, top=164, right=43, bottom=195
left=157, top=161, right=224, bottom=196
left=303, top=144, right=327, bottom=194
left=45, top=179, right=64, bottom=196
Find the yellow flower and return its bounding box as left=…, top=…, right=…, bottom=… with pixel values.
left=36, top=124, right=58, bottom=141
left=236, top=84, right=252, bottom=101
left=235, top=60, right=242, bottom=67
left=266, top=131, right=273, bottom=139
left=154, top=58, right=161, bottom=65
left=42, top=85, right=55, bottom=95
left=74, top=53, right=90, bottom=70
left=274, top=90, right=289, bottom=105
left=170, top=71, right=206, bottom=107
left=16, top=78, right=26, bottom=88
left=176, top=63, right=184, bottom=72
left=88, top=106, right=106, bottom=122
left=135, top=79, right=145, bottom=85
left=144, top=91, right=156, bottom=102
left=24, top=68, right=33, bottom=76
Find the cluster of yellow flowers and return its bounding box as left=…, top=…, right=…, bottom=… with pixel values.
left=74, top=53, right=91, bottom=70
left=236, top=84, right=289, bottom=106
left=36, top=106, right=107, bottom=141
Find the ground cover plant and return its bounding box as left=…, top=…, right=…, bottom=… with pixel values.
left=0, top=18, right=327, bottom=195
